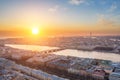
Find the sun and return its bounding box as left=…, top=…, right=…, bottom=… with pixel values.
left=32, top=27, right=39, bottom=35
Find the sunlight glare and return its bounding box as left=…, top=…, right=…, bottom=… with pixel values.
left=32, top=27, right=39, bottom=35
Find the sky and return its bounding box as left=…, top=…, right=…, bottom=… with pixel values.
left=0, top=0, right=120, bottom=36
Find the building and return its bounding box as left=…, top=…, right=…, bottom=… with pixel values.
left=109, top=72, right=120, bottom=80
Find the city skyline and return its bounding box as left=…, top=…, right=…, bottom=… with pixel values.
left=0, top=0, right=120, bottom=36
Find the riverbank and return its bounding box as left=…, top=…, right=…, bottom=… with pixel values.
left=0, top=45, right=120, bottom=80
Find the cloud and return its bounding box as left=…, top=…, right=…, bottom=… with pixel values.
left=48, top=5, right=67, bottom=13
left=69, top=0, right=85, bottom=5
left=97, top=14, right=115, bottom=27
left=63, top=7, right=68, bottom=11
left=109, top=3, right=117, bottom=12
left=48, top=5, right=59, bottom=13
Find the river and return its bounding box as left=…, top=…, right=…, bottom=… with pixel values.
left=6, top=44, right=120, bottom=62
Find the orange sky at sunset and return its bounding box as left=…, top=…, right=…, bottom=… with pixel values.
left=0, top=0, right=120, bottom=37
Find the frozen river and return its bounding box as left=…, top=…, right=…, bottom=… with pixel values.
left=6, top=44, right=120, bottom=62
left=6, top=44, right=59, bottom=51
left=52, top=49, right=120, bottom=62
